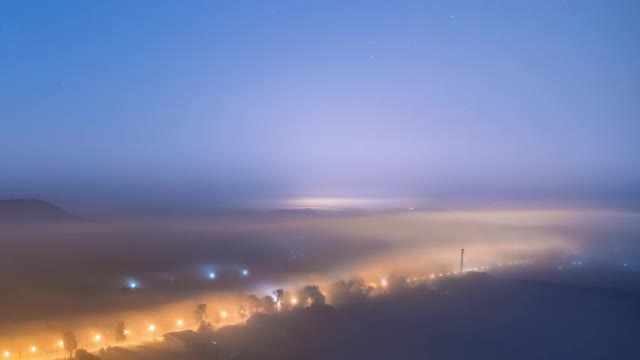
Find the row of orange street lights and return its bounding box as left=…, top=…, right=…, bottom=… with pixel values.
left=1, top=295, right=312, bottom=358
left=3, top=345, right=41, bottom=359
left=2, top=298, right=307, bottom=359
left=2, top=281, right=426, bottom=359
left=3, top=259, right=532, bottom=358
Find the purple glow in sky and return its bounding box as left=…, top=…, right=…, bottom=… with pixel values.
left=1, top=1, right=638, bottom=211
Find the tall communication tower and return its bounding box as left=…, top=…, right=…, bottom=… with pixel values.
left=460, top=248, right=464, bottom=275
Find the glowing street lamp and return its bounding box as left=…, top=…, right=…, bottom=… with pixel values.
left=221, top=311, right=228, bottom=318
left=95, top=334, right=102, bottom=342
left=177, top=319, right=184, bottom=327
left=129, top=281, right=137, bottom=289
left=31, top=347, right=36, bottom=353
left=208, top=272, right=216, bottom=279
left=241, top=269, right=249, bottom=277
left=290, top=297, right=298, bottom=305
left=3, top=351, right=9, bottom=358
left=149, top=325, right=157, bottom=342
left=124, top=330, right=130, bottom=335
left=57, top=341, right=64, bottom=360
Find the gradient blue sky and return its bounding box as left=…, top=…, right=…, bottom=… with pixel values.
left=1, top=1, right=639, bottom=211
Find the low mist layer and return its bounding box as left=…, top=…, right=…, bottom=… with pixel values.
left=0, top=207, right=638, bottom=354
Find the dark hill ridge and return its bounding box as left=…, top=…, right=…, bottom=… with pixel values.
left=0, top=198, right=78, bottom=222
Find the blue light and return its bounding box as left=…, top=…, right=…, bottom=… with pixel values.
left=242, top=269, right=249, bottom=276
left=208, top=272, right=216, bottom=279
left=129, top=282, right=137, bottom=289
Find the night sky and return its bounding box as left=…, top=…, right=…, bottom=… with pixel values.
left=1, top=1, right=639, bottom=211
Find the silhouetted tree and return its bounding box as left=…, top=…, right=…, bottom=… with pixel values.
left=261, top=296, right=277, bottom=313
left=193, top=303, right=208, bottom=324
left=197, top=321, right=213, bottom=333
left=114, top=321, right=127, bottom=345
left=330, top=278, right=372, bottom=305
left=273, top=288, right=284, bottom=309
left=300, top=285, right=326, bottom=307
left=63, top=331, right=77, bottom=359
left=193, top=303, right=213, bottom=332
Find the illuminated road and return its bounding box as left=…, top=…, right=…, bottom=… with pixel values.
left=1, top=256, right=542, bottom=359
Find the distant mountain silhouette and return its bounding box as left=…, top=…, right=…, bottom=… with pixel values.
left=0, top=199, right=78, bottom=222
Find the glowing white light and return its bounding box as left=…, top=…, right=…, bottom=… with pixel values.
left=221, top=311, right=228, bottom=318
left=95, top=334, right=101, bottom=341
left=124, top=330, right=130, bottom=335
left=148, top=325, right=156, bottom=331
left=242, top=269, right=249, bottom=276
left=291, top=297, right=298, bottom=305
left=59, top=341, right=64, bottom=347
left=177, top=319, right=184, bottom=327
left=4, top=351, right=10, bottom=357
left=31, top=346, right=37, bottom=352
left=208, top=272, right=216, bottom=279
left=380, top=278, right=388, bottom=287
left=129, top=282, right=137, bottom=289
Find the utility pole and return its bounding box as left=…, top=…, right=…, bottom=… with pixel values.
left=460, top=248, right=464, bottom=275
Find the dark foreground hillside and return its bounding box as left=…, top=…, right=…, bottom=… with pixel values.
left=100, top=273, right=640, bottom=360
